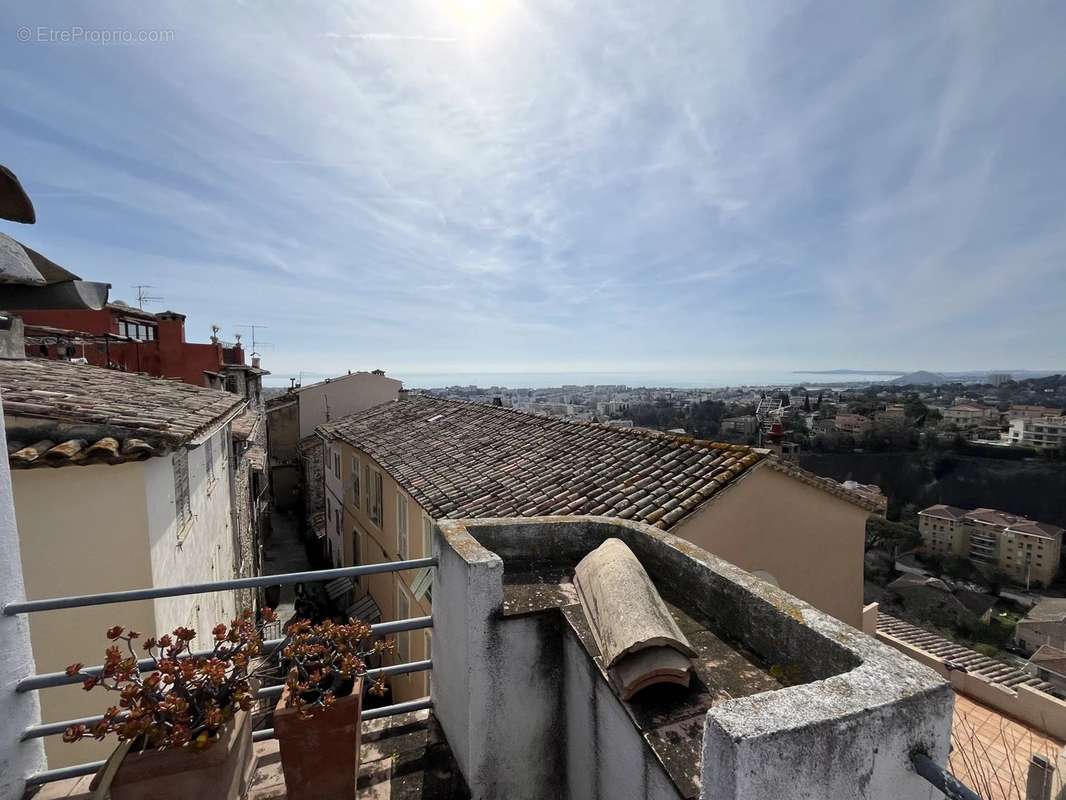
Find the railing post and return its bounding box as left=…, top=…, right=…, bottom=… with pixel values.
left=0, top=402, right=46, bottom=799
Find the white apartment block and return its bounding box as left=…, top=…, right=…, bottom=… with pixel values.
left=1009, top=416, right=1066, bottom=450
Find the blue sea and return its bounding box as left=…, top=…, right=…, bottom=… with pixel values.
left=385, top=370, right=902, bottom=390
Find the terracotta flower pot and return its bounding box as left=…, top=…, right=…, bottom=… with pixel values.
left=97, top=708, right=254, bottom=800
left=273, top=677, right=363, bottom=800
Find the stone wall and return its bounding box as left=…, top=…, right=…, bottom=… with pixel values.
left=300, top=438, right=324, bottom=533
left=434, top=516, right=953, bottom=800
left=232, top=415, right=267, bottom=612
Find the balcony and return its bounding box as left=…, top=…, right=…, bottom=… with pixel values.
left=5, top=517, right=964, bottom=799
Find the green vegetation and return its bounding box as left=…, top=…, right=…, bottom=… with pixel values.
left=865, top=516, right=921, bottom=552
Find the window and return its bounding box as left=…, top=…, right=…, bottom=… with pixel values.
left=204, top=438, right=215, bottom=483
left=173, top=450, right=191, bottom=533
left=333, top=450, right=341, bottom=480
left=351, top=455, right=361, bottom=505
left=364, top=464, right=372, bottom=514
left=369, top=470, right=383, bottom=527
left=422, top=514, right=433, bottom=558
left=396, top=586, right=410, bottom=662
left=397, top=493, right=409, bottom=558
left=327, top=496, right=332, bottom=531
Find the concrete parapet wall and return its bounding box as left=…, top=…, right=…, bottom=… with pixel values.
left=862, top=601, right=880, bottom=634
left=434, top=515, right=952, bottom=800
left=877, top=628, right=1066, bottom=740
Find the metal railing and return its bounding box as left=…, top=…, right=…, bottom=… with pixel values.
left=4, top=556, right=437, bottom=788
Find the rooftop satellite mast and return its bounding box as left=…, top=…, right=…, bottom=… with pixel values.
left=234, top=324, right=272, bottom=356
left=133, top=285, right=163, bottom=310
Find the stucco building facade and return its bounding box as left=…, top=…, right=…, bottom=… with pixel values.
left=0, top=359, right=247, bottom=768
left=318, top=395, right=881, bottom=701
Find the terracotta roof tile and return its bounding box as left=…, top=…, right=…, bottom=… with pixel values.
left=2, top=358, right=245, bottom=468
left=319, top=394, right=764, bottom=530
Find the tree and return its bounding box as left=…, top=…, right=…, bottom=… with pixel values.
left=803, top=395, right=811, bottom=412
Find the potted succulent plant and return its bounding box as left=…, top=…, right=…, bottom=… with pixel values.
left=272, top=616, right=392, bottom=800
left=64, top=608, right=278, bottom=800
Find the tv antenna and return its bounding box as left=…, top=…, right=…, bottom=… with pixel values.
left=133, top=285, right=163, bottom=310
left=234, top=324, right=272, bottom=356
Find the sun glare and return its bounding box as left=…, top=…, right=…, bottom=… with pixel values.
left=439, top=0, right=511, bottom=44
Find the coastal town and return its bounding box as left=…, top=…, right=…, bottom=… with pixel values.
left=2, top=202, right=1064, bottom=795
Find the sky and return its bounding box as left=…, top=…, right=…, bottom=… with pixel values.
left=1, top=1, right=1065, bottom=384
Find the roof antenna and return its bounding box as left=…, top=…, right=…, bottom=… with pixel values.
left=133, top=285, right=163, bottom=310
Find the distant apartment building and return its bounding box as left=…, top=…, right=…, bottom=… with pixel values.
left=833, top=413, right=873, bottom=434
left=1009, top=404, right=1062, bottom=420
left=0, top=357, right=247, bottom=768
left=918, top=504, right=1063, bottom=587
left=16, top=304, right=267, bottom=399
left=941, top=403, right=994, bottom=429
left=316, top=395, right=883, bottom=701
left=264, top=370, right=401, bottom=532
left=1008, top=415, right=1066, bottom=451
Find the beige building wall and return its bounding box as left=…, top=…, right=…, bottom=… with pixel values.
left=671, top=465, right=869, bottom=628
left=1000, top=529, right=1060, bottom=587
left=918, top=514, right=966, bottom=557
left=296, top=373, right=402, bottom=440
left=12, top=463, right=157, bottom=769
left=324, top=440, right=432, bottom=703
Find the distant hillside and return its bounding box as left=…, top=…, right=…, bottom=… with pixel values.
left=891, top=371, right=949, bottom=386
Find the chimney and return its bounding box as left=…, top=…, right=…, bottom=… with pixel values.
left=155, top=310, right=187, bottom=346
left=0, top=314, right=26, bottom=360
left=251, top=355, right=261, bottom=369
left=493, top=397, right=503, bottom=407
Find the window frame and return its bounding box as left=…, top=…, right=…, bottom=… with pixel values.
left=173, top=449, right=192, bottom=537
left=351, top=455, right=361, bottom=507
left=422, top=513, right=433, bottom=558
left=397, top=492, right=409, bottom=559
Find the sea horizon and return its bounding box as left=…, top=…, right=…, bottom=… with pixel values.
left=265, top=369, right=906, bottom=391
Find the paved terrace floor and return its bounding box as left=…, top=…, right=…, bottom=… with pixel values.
left=29, top=710, right=469, bottom=800
left=950, top=692, right=1063, bottom=800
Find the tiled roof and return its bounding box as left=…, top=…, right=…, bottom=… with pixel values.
left=921, top=504, right=1063, bottom=538
left=1030, top=645, right=1066, bottom=675
left=877, top=612, right=1055, bottom=694
left=319, top=395, right=872, bottom=529
left=2, top=358, right=245, bottom=468
left=1022, top=598, right=1066, bottom=624
left=919, top=504, right=969, bottom=521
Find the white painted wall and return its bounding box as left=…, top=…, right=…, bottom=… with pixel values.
left=145, top=425, right=238, bottom=651
left=0, top=404, right=46, bottom=799
left=296, top=372, right=401, bottom=439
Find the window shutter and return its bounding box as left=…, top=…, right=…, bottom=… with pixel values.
left=173, top=450, right=191, bottom=530
left=205, top=438, right=214, bottom=479
left=397, top=494, right=408, bottom=558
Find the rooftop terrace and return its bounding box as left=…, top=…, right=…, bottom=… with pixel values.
left=5, top=515, right=960, bottom=800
